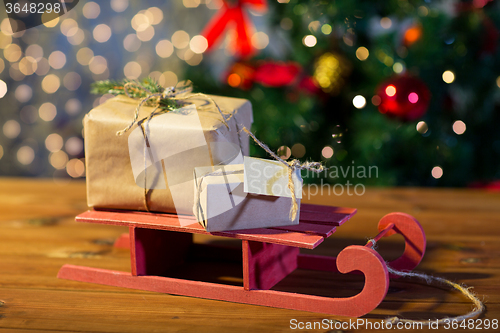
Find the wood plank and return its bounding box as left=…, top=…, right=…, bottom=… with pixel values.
left=1, top=179, right=500, bottom=332
left=270, top=223, right=336, bottom=238
left=76, top=210, right=324, bottom=249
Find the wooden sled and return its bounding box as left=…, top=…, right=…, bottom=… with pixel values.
left=58, top=204, right=426, bottom=317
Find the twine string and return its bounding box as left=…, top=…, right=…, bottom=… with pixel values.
left=116, top=80, right=229, bottom=136
left=116, top=80, right=232, bottom=211
left=366, top=239, right=485, bottom=326
left=194, top=169, right=244, bottom=225
left=241, top=127, right=324, bottom=221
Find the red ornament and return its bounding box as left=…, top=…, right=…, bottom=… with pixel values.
left=376, top=75, right=431, bottom=121
left=253, top=62, right=301, bottom=87
left=201, top=0, right=268, bottom=59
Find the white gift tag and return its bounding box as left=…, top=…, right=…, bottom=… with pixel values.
left=243, top=156, right=302, bottom=199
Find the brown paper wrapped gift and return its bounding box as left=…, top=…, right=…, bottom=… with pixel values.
left=84, top=94, right=253, bottom=215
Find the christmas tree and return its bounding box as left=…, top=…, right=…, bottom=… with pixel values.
left=187, top=0, right=500, bottom=187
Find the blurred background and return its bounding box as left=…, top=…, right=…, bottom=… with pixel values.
left=0, top=0, right=499, bottom=187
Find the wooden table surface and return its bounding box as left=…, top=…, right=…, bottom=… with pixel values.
left=0, top=178, right=499, bottom=332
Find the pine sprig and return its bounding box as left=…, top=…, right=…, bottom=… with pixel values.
left=91, top=77, right=181, bottom=111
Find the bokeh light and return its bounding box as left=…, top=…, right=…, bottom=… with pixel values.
left=416, top=121, right=428, bottom=134
left=83, top=2, right=100, bottom=19
left=393, top=62, right=404, bottom=73
left=385, top=85, right=396, bottom=97
left=442, top=70, right=455, bottom=84
left=453, top=120, right=466, bottom=135
left=352, top=95, right=366, bottom=109
left=63, top=72, right=82, bottom=91
left=39, top=102, right=57, bottom=121
left=76, top=47, right=94, bottom=65
left=111, top=0, right=129, bottom=13
left=66, top=158, right=85, bottom=178
left=93, top=24, right=112, bottom=43
left=89, top=56, right=108, bottom=74
left=4, top=43, right=22, bottom=62
left=408, top=92, right=419, bottom=104
left=65, top=137, right=83, bottom=155
left=45, top=133, right=64, bottom=152
left=156, top=39, right=174, bottom=58
left=277, top=146, right=291, bottom=159
left=3, top=120, right=21, bottom=139
left=355, top=47, right=369, bottom=61
left=50, top=151, right=69, bottom=170
left=14, top=84, right=32, bottom=103
left=65, top=99, right=82, bottom=115
left=321, top=146, right=334, bottom=159
left=124, top=61, right=142, bottom=79
left=172, top=30, right=190, bottom=49
left=123, top=34, right=141, bottom=52
left=190, top=35, right=208, bottom=54
left=17, top=146, right=35, bottom=165
left=251, top=32, right=269, bottom=50
left=321, top=24, right=332, bottom=35
left=48, top=51, right=67, bottom=69
left=291, top=143, right=306, bottom=158
left=302, top=35, right=317, bottom=47
left=431, top=166, right=443, bottom=179
left=41, top=74, right=61, bottom=94
left=0, top=80, right=7, bottom=98
left=380, top=17, right=392, bottom=29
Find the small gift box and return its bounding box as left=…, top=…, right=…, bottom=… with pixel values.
left=193, top=157, right=302, bottom=232
left=84, top=92, right=253, bottom=215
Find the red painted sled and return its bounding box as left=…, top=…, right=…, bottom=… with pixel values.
left=58, top=204, right=426, bottom=317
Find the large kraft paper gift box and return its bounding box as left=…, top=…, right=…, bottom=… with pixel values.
left=84, top=94, right=253, bottom=215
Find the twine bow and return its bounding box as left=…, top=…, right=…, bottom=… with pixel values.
left=116, top=80, right=229, bottom=136
left=241, top=127, right=324, bottom=221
